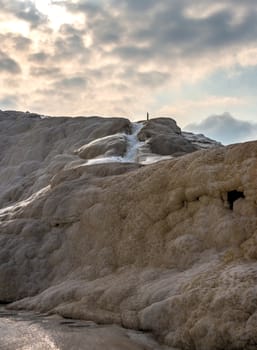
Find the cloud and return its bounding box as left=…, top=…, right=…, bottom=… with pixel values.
left=0, top=50, right=21, bottom=74
left=29, top=51, right=49, bottom=63
left=111, top=0, right=157, bottom=12
left=59, top=0, right=257, bottom=85
left=0, top=0, right=47, bottom=28
left=30, top=66, right=61, bottom=77
left=119, top=68, right=169, bottom=88
left=0, top=94, right=18, bottom=109
left=54, top=76, right=87, bottom=89
left=185, top=112, right=257, bottom=144
left=9, top=34, right=31, bottom=51
left=64, top=3, right=124, bottom=46
left=140, top=3, right=255, bottom=66
left=53, top=24, right=89, bottom=60
left=0, top=33, right=31, bottom=51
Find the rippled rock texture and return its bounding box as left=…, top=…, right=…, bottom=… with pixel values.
left=1, top=111, right=256, bottom=350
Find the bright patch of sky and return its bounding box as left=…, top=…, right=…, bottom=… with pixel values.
left=32, top=0, right=84, bottom=30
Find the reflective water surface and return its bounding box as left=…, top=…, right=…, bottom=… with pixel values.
left=0, top=306, right=174, bottom=350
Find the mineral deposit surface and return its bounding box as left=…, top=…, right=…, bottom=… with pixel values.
left=1, top=111, right=256, bottom=350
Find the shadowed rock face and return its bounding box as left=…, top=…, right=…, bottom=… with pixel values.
left=138, top=117, right=181, bottom=138
left=149, top=133, right=197, bottom=156
left=2, top=111, right=256, bottom=350
left=138, top=118, right=198, bottom=156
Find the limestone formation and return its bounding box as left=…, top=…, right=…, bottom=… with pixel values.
left=76, top=134, right=127, bottom=160
left=138, top=118, right=199, bottom=156
left=1, top=111, right=256, bottom=350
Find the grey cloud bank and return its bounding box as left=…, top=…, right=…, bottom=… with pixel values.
left=186, top=113, right=257, bottom=145
left=0, top=0, right=47, bottom=27
left=0, top=50, right=21, bottom=74
left=61, top=0, right=257, bottom=65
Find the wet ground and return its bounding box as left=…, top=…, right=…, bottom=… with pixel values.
left=0, top=306, right=174, bottom=350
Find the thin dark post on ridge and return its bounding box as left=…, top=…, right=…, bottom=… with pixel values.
left=147, top=112, right=149, bottom=121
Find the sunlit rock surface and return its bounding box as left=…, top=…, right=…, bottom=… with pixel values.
left=1, top=111, right=257, bottom=350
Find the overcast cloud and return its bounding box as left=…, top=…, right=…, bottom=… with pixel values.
left=0, top=0, right=47, bottom=27
left=0, top=50, right=21, bottom=74
left=186, top=113, right=257, bottom=144
left=0, top=0, right=257, bottom=143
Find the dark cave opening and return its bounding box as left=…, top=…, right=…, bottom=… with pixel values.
left=227, top=190, right=245, bottom=210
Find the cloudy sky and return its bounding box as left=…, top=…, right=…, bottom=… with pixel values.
left=1, top=0, right=257, bottom=143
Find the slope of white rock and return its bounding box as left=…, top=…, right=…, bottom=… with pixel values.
left=1, top=111, right=256, bottom=350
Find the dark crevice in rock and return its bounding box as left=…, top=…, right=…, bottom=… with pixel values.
left=0, top=301, right=12, bottom=305
left=227, top=190, right=245, bottom=210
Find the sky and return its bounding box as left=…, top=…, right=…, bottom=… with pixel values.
left=1, top=0, right=257, bottom=144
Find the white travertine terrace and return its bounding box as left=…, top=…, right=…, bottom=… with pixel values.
left=1, top=111, right=256, bottom=350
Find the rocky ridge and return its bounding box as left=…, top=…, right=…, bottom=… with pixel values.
left=1, top=111, right=257, bottom=350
